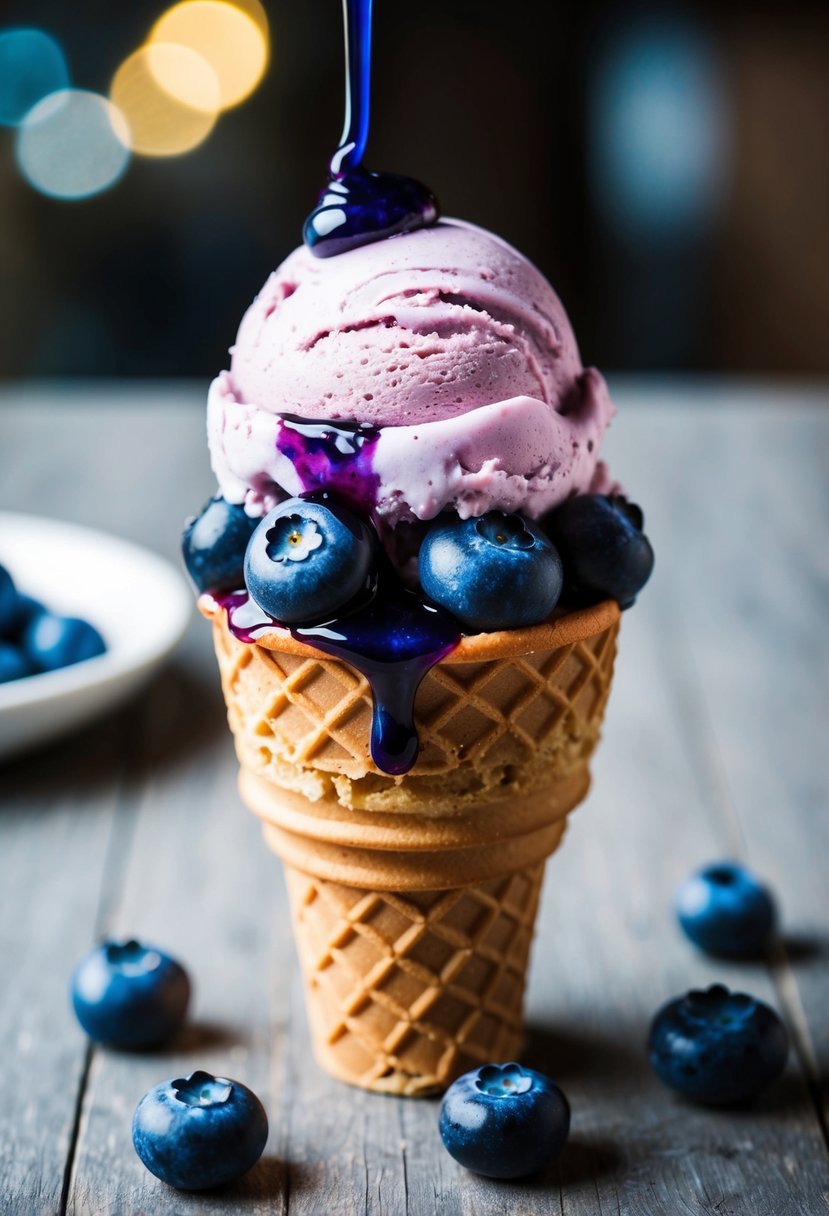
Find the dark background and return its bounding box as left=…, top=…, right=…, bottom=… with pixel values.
left=0, top=0, right=827, bottom=380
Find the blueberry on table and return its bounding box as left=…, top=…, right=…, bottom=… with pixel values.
left=418, top=511, right=563, bottom=633
left=543, top=494, right=654, bottom=608
left=648, top=983, right=789, bottom=1104
left=182, top=495, right=259, bottom=594
left=132, top=1070, right=268, bottom=1190
left=22, top=611, right=105, bottom=672
left=244, top=497, right=375, bottom=625
left=70, top=939, right=190, bottom=1048
left=0, top=640, right=32, bottom=683
left=438, top=1062, right=570, bottom=1179
left=676, top=861, right=777, bottom=958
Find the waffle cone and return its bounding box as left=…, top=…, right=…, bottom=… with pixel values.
left=201, top=596, right=620, bottom=1093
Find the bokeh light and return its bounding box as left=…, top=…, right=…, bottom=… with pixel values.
left=225, top=0, right=269, bottom=38
left=111, top=43, right=220, bottom=157
left=16, top=89, right=130, bottom=200
left=589, top=18, right=726, bottom=240
left=0, top=28, right=69, bottom=127
left=150, top=1, right=269, bottom=110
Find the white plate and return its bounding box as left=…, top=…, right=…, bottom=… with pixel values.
left=0, top=512, right=192, bottom=762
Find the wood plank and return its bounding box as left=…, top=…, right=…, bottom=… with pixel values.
left=3, top=385, right=828, bottom=1214
left=0, top=721, right=121, bottom=1214
left=621, top=390, right=829, bottom=1135
left=0, top=385, right=215, bottom=1215
left=65, top=673, right=290, bottom=1214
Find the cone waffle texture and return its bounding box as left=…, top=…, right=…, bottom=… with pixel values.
left=282, top=861, right=545, bottom=1095
left=206, top=599, right=620, bottom=817
left=202, top=596, right=620, bottom=1093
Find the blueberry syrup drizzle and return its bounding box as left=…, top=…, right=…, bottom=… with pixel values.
left=276, top=414, right=380, bottom=516
left=217, top=411, right=461, bottom=775
left=217, top=583, right=459, bottom=776
left=303, top=0, right=438, bottom=258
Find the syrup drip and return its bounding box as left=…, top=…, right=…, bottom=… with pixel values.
left=304, top=0, right=438, bottom=257
left=276, top=414, right=380, bottom=515
left=217, top=583, right=459, bottom=776
left=219, top=412, right=462, bottom=774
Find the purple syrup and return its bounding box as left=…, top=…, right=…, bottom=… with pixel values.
left=217, top=582, right=459, bottom=776
left=303, top=0, right=438, bottom=257
left=276, top=414, right=380, bottom=515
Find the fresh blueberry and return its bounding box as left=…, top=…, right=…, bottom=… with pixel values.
left=438, top=1062, right=570, bottom=1179
left=70, top=939, right=190, bottom=1048
left=244, top=497, right=375, bottom=625
left=676, top=861, right=777, bottom=958
left=0, top=565, right=18, bottom=633
left=6, top=593, right=46, bottom=639
left=0, top=640, right=32, bottom=683
left=543, top=494, right=654, bottom=609
left=418, top=511, right=563, bottom=633
left=648, top=983, right=789, bottom=1105
left=132, top=1070, right=268, bottom=1190
left=22, top=612, right=105, bottom=673
left=182, top=495, right=259, bottom=594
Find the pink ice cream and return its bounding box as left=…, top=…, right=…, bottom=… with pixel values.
left=207, top=219, right=615, bottom=526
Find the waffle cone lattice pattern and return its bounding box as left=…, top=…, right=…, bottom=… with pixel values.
left=285, top=861, right=546, bottom=1095
left=205, top=601, right=621, bottom=1092
left=213, top=609, right=620, bottom=814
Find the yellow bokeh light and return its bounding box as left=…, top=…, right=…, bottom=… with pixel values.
left=150, top=0, right=269, bottom=111
left=111, top=43, right=220, bottom=157
left=224, top=0, right=269, bottom=38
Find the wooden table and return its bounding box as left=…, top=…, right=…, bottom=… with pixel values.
left=1, top=380, right=827, bottom=1216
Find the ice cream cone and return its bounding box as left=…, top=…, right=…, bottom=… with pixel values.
left=201, top=596, right=620, bottom=1094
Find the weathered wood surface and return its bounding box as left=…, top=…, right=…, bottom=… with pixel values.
left=0, top=381, right=827, bottom=1216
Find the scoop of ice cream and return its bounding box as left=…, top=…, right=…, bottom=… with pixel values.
left=208, top=219, right=615, bottom=525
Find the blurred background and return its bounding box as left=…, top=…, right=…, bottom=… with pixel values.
left=0, top=0, right=827, bottom=380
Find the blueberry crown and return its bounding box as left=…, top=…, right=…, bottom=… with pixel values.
left=103, top=939, right=160, bottom=972
left=475, top=1062, right=533, bottom=1097
left=476, top=512, right=535, bottom=551
left=266, top=515, right=324, bottom=563
left=703, top=863, right=741, bottom=885
left=684, top=984, right=756, bottom=1025
left=172, top=1070, right=233, bottom=1107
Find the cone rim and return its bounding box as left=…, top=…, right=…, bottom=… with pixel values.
left=199, top=593, right=620, bottom=663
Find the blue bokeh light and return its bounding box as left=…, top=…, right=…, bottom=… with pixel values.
left=16, top=89, right=131, bottom=201
left=0, top=28, right=69, bottom=127
left=589, top=17, right=727, bottom=241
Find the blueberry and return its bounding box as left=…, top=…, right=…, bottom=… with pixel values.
left=70, top=939, right=190, bottom=1048
left=0, top=565, right=18, bottom=633
left=648, top=983, right=789, bottom=1105
left=244, top=498, right=375, bottom=625
left=543, top=494, right=654, bottom=608
left=0, top=640, right=32, bottom=683
left=6, top=593, right=46, bottom=639
left=182, top=495, right=259, bottom=594
left=438, top=1062, right=570, bottom=1179
left=676, top=861, right=777, bottom=958
left=418, top=511, right=563, bottom=633
left=132, top=1070, right=268, bottom=1190
left=22, top=612, right=105, bottom=673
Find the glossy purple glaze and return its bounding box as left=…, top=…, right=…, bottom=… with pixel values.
left=216, top=581, right=459, bottom=775
left=276, top=414, right=380, bottom=515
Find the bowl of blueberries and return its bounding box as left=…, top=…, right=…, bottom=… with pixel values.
left=0, top=511, right=191, bottom=761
